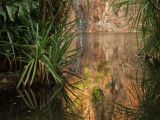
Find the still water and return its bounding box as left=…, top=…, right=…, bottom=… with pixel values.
left=0, top=33, right=141, bottom=120
left=75, top=32, right=141, bottom=120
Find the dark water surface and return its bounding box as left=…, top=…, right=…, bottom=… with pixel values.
left=0, top=87, right=69, bottom=120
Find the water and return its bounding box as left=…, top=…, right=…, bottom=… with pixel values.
left=0, top=33, right=141, bottom=120
left=0, top=88, right=69, bottom=120
left=75, top=32, right=141, bottom=120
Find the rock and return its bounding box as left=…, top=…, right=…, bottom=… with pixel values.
left=74, top=0, right=134, bottom=32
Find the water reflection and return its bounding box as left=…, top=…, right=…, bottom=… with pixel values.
left=138, top=57, right=160, bottom=120
left=113, top=53, right=160, bottom=119
left=75, top=32, right=141, bottom=120
left=0, top=33, right=141, bottom=120
left=0, top=87, right=76, bottom=120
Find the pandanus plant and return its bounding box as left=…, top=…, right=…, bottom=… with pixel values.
left=16, top=18, right=77, bottom=88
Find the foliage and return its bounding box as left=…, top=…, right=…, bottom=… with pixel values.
left=16, top=18, right=77, bottom=87
left=112, top=0, right=160, bottom=119
left=0, top=0, right=78, bottom=87
left=112, top=0, right=160, bottom=57
left=0, top=2, right=79, bottom=115
left=0, top=0, right=82, bottom=119
left=0, top=0, right=39, bottom=71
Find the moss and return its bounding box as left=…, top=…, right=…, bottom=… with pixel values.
left=92, top=86, right=104, bottom=103
left=83, top=67, right=91, bottom=81
left=105, top=83, right=111, bottom=89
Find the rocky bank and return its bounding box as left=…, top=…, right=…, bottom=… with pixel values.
left=74, top=0, right=135, bottom=32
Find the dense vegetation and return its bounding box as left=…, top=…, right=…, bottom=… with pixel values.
left=0, top=0, right=76, bottom=85
left=1, top=0, right=160, bottom=119
left=0, top=0, right=79, bottom=113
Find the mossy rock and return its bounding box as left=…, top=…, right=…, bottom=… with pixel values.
left=92, top=86, right=104, bottom=103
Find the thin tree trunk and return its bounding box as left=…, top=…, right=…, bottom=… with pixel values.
left=40, top=0, right=47, bottom=30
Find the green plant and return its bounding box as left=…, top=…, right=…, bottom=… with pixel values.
left=0, top=0, right=78, bottom=87
left=0, top=1, right=80, bottom=119
left=16, top=17, right=77, bottom=87
left=0, top=0, right=39, bottom=71
left=112, top=0, right=160, bottom=119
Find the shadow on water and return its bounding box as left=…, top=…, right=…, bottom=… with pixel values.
left=0, top=87, right=80, bottom=120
